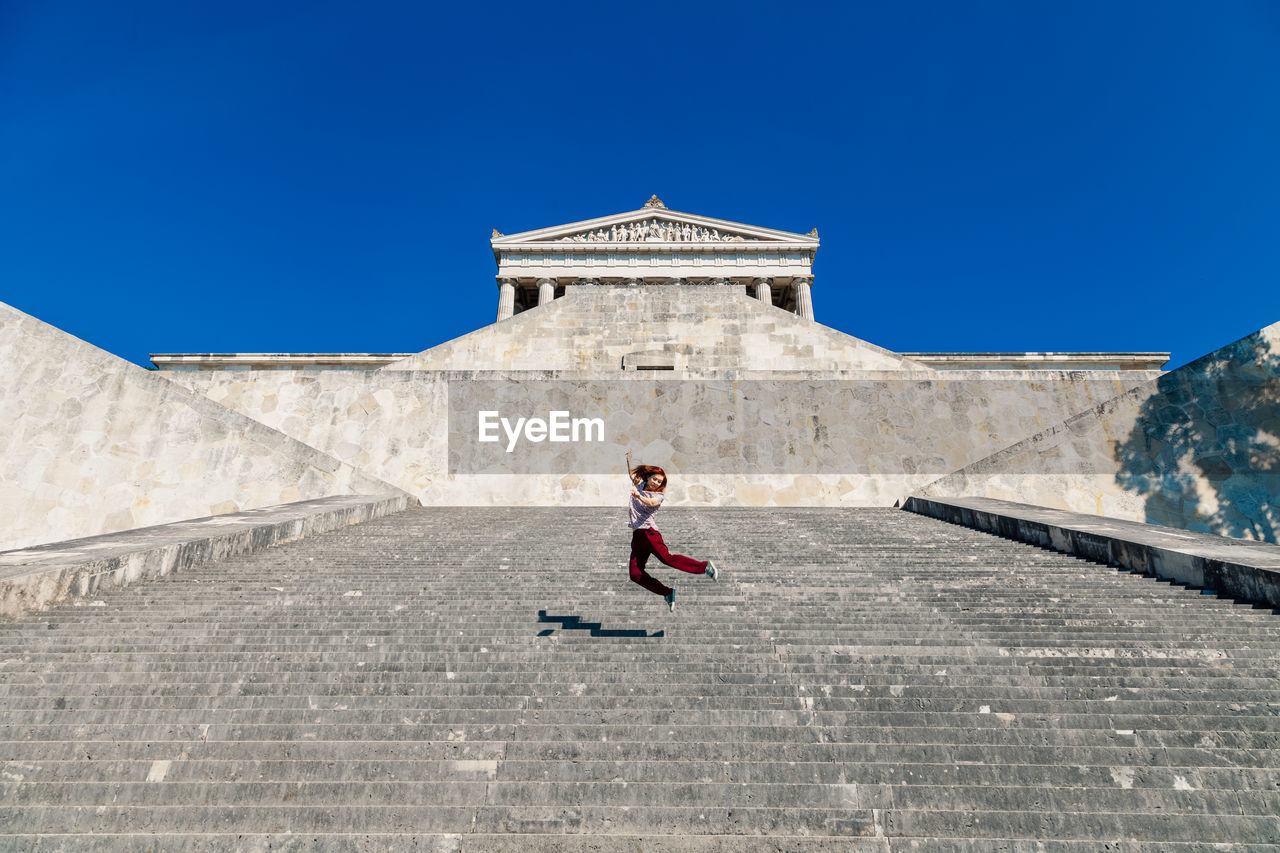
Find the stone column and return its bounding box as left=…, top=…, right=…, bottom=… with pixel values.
left=496, top=278, right=516, bottom=322
left=793, top=276, right=814, bottom=321
left=753, top=277, right=773, bottom=303
left=537, top=278, right=556, bottom=306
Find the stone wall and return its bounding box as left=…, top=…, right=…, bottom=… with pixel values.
left=159, top=283, right=1160, bottom=510
left=164, top=369, right=448, bottom=497
left=0, top=303, right=402, bottom=552
left=917, top=321, right=1280, bottom=543
left=167, top=368, right=1154, bottom=508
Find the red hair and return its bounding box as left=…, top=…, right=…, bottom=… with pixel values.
left=631, top=465, right=667, bottom=492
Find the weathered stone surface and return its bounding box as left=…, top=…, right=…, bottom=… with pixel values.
left=167, top=369, right=1153, bottom=508
left=0, top=303, right=407, bottom=551
left=2, top=507, right=1278, bottom=847
left=917, top=321, right=1280, bottom=542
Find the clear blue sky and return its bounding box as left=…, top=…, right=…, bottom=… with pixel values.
left=3, top=1, right=1278, bottom=369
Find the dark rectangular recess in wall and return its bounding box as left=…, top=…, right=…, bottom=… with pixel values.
left=635, top=365, right=676, bottom=371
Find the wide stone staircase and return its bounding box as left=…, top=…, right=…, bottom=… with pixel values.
left=2, top=508, right=1278, bottom=850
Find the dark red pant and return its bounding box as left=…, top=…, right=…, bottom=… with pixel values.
left=628, top=527, right=708, bottom=597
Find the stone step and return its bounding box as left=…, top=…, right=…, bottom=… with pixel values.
left=6, top=723, right=1278, bottom=751
left=10, top=753, right=1280, bottom=788
left=5, top=779, right=1278, bottom=816
left=3, top=506, right=1277, bottom=846
left=1, top=804, right=871, bottom=835
left=883, top=809, right=1280, bottom=843
left=0, top=834, right=894, bottom=853
left=14, top=599, right=1263, bottom=614
left=9, top=623, right=1280, bottom=637
left=4, top=804, right=1279, bottom=842
left=10, top=649, right=1274, bottom=668
left=6, top=652, right=1276, bottom=670
left=5, top=694, right=1278, bottom=719
left=4, top=669, right=1277, bottom=689
left=881, top=842, right=1276, bottom=853
left=8, top=756, right=1278, bottom=790
left=5, top=737, right=1273, bottom=770
left=9, top=630, right=1280, bottom=648
left=0, top=681, right=1275, bottom=703
left=4, top=668, right=1278, bottom=689
left=6, top=703, right=1280, bottom=732
left=10, top=629, right=1274, bottom=645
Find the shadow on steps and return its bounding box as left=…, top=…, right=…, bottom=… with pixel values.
left=538, top=610, right=665, bottom=639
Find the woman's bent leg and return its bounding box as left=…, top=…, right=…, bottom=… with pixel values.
left=643, top=529, right=708, bottom=575
left=628, top=529, right=672, bottom=596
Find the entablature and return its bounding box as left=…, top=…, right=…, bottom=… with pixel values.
left=495, top=250, right=815, bottom=281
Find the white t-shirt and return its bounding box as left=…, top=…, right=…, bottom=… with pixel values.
left=628, top=489, right=664, bottom=530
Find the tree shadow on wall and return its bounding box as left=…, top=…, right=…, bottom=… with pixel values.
left=1115, top=330, right=1280, bottom=543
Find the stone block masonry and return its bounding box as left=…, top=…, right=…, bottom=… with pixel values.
left=6, top=287, right=1267, bottom=548
left=917, top=320, right=1280, bottom=542
left=169, top=368, right=1153, bottom=507
left=0, top=302, right=406, bottom=551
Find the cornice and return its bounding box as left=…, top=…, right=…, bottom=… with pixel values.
left=495, top=242, right=819, bottom=254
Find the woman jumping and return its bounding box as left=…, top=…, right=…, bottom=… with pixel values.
left=626, top=450, right=719, bottom=612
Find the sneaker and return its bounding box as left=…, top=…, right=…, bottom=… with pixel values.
left=705, top=560, right=719, bottom=581
left=664, top=590, right=675, bottom=612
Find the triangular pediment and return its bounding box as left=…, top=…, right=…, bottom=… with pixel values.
left=491, top=201, right=819, bottom=248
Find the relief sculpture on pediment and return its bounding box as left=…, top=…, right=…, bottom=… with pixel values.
left=558, top=218, right=754, bottom=243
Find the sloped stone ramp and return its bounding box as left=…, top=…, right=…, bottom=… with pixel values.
left=2, top=508, right=1278, bottom=850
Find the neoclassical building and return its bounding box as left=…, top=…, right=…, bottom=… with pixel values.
left=10, top=197, right=1273, bottom=553
left=150, top=197, right=1166, bottom=374
left=490, top=194, right=821, bottom=321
